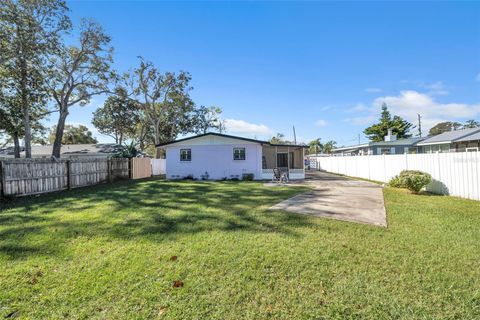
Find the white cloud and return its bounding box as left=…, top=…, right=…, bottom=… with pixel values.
left=418, top=81, right=449, bottom=95
left=344, top=115, right=376, bottom=126
left=374, top=91, right=480, bottom=120
left=315, top=119, right=327, bottom=127
left=224, top=118, right=273, bottom=136
left=365, top=88, right=382, bottom=93
left=346, top=90, right=480, bottom=131
left=320, top=106, right=333, bottom=112
left=345, top=103, right=372, bottom=113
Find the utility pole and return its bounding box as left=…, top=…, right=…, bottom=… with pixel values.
left=293, top=126, right=297, bottom=145
left=417, top=113, right=422, bottom=137
left=358, top=134, right=361, bottom=145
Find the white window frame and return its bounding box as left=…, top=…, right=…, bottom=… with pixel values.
left=378, top=147, right=391, bottom=155
left=180, top=149, right=191, bottom=161
left=233, top=147, right=246, bottom=160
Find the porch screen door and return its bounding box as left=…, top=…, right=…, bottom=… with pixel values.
left=277, top=153, right=288, bottom=168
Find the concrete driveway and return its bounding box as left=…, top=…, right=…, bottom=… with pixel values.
left=269, top=171, right=387, bottom=227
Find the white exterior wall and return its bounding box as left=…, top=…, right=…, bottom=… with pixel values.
left=163, top=135, right=263, bottom=180
left=310, top=152, right=480, bottom=201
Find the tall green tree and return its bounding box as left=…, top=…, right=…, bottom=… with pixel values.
left=48, top=124, right=97, bottom=144
left=323, top=140, right=337, bottom=154
left=0, top=0, right=71, bottom=158
left=0, top=80, right=47, bottom=157
left=269, top=133, right=292, bottom=145
left=192, top=106, right=224, bottom=134
left=48, top=19, right=114, bottom=158
left=363, top=103, right=413, bottom=142
left=463, top=120, right=480, bottom=129
left=0, top=101, right=22, bottom=157
left=127, top=58, right=194, bottom=147
left=92, top=90, right=140, bottom=145
left=428, top=121, right=462, bottom=136
left=308, top=138, right=323, bottom=154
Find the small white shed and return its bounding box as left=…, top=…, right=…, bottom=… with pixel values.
left=156, top=133, right=306, bottom=180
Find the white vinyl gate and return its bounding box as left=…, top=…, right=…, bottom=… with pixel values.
left=151, top=159, right=166, bottom=176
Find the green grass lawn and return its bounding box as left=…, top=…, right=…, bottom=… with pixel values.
left=1, top=179, right=479, bottom=319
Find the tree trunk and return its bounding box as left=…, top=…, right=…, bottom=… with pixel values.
left=19, top=56, right=32, bottom=158
left=154, top=122, right=161, bottom=146
left=52, top=108, right=69, bottom=158
left=13, top=133, right=20, bottom=158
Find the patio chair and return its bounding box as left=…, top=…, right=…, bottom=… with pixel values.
left=272, top=167, right=289, bottom=184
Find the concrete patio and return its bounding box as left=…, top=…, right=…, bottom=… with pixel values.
left=269, top=171, right=387, bottom=227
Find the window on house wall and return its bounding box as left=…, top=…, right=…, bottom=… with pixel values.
left=424, top=144, right=450, bottom=153
left=440, top=144, right=450, bottom=152
left=233, top=147, right=246, bottom=160
left=180, top=149, right=191, bottom=161
left=379, top=148, right=391, bottom=155
left=407, top=147, right=418, bottom=154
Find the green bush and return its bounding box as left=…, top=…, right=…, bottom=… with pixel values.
left=242, top=173, right=254, bottom=181
left=389, top=170, right=432, bottom=194
left=388, top=175, right=404, bottom=188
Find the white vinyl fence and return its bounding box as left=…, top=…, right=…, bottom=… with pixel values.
left=151, top=159, right=166, bottom=176
left=309, top=152, right=480, bottom=201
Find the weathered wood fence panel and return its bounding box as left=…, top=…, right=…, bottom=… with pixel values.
left=131, top=158, right=152, bottom=180
left=110, top=158, right=130, bottom=181
left=0, top=159, right=68, bottom=196
left=0, top=158, right=130, bottom=198
left=69, top=159, right=109, bottom=188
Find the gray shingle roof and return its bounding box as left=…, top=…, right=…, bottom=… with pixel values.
left=0, top=144, right=124, bottom=157
left=417, top=128, right=480, bottom=145
left=455, top=131, right=480, bottom=142
left=370, top=137, right=426, bottom=147
left=333, top=137, right=425, bottom=151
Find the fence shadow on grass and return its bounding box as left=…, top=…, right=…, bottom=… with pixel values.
left=0, top=178, right=321, bottom=260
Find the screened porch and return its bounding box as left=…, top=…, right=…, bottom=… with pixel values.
left=261, top=145, right=306, bottom=180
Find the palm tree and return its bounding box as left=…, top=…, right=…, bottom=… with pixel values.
left=323, top=140, right=337, bottom=154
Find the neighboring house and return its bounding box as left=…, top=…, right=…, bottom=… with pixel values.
left=155, top=132, right=307, bottom=180
left=417, top=127, right=480, bottom=153
left=0, top=144, right=125, bottom=159
left=332, top=130, right=426, bottom=156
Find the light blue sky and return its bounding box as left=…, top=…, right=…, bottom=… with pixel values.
left=53, top=1, right=480, bottom=146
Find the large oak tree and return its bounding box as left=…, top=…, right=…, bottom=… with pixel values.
left=126, top=58, right=194, bottom=147
left=48, top=19, right=114, bottom=158
left=92, top=89, right=140, bottom=145
left=428, top=121, right=462, bottom=136
left=0, top=0, right=70, bottom=157
left=48, top=124, right=97, bottom=144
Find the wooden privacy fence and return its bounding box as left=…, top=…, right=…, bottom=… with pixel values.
left=0, top=158, right=129, bottom=198
left=309, top=152, right=480, bottom=201
left=131, top=158, right=152, bottom=179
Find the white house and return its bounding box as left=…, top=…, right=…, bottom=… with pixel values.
left=156, top=133, right=306, bottom=180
